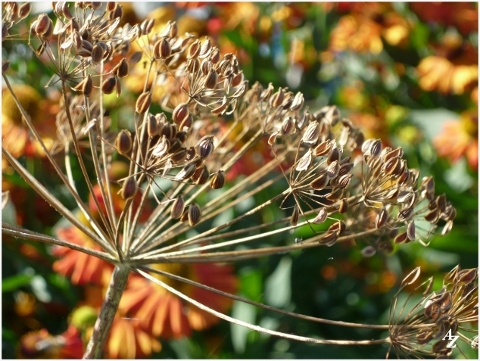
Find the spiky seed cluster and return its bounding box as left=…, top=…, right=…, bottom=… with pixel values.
left=388, top=266, right=478, bottom=358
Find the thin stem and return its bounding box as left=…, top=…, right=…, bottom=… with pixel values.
left=83, top=265, right=130, bottom=359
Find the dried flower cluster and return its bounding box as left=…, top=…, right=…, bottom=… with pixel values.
left=1, top=2, right=474, bottom=359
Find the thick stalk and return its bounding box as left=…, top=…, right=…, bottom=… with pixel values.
left=83, top=265, right=130, bottom=359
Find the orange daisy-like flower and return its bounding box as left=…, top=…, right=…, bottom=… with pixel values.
left=433, top=111, right=478, bottom=170
left=329, top=4, right=410, bottom=54
left=19, top=326, right=83, bottom=359
left=120, top=263, right=238, bottom=339
left=416, top=33, right=478, bottom=96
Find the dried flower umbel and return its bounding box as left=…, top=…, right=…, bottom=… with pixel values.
left=1, top=2, right=470, bottom=359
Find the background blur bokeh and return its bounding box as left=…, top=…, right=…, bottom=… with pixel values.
left=2, top=2, right=478, bottom=358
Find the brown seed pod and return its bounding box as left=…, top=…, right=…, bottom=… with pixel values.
left=113, top=4, right=123, bottom=19
left=175, top=163, right=196, bottom=180
left=101, top=76, right=117, bottom=95
left=319, top=231, right=338, bottom=247
left=312, top=207, right=328, bottom=224
left=310, top=172, right=328, bottom=190
left=19, top=3, right=31, bottom=20
left=328, top=220, right=345, bottom=235
left=295, top=151, right=312, bottom=172
left=121, top=176, right=137, bottom=200
left=195, top=135, right=215, bottom=158
left=135, top=91, right=151, bottom=114
left=188, top=39, right=201, bottom=59
left=170, top=197, right=185, bottom=219
left=338, top=199, right=348, bottom=214
left=107, top=2, right=116, bottom=12
left=192, top=165, right=209, bottom=185
left=290, top=92, right=304, bottom=111
left=394, top=231, right=408, bottom=244
left=314, top=140, right=333, bottom=157
left=91, top=44, right=105, bottom=64
left=375, top=208, right=388, bottom=229
left=204, top=68, right=218, bottom=89
left=147, top=114, right=159, bottom=137
left=35, top=13, right=51, bottom=36
left=115, top=129, right=133, bottom=155
left=210, top=170, right=225, bottom=189
left=73, top=75, right=92, bottom=96
left=188, top=203, right=202, bottom=226
left=113, top=58, right=129, bottom=78
left=172, top=103, right=189, bottom=125
left=290, top=205, right=300, bottom=226
left=171, top=148, right=187, bottom=163
left=154, top=38, right=171, bottom=59
left=152, top=137, right=169, bottom=157
left=406, top=220, right=416, bottom=241
left=302, top=121, right=320, bottom=146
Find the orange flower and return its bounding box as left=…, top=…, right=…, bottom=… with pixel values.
left=120, top=263, right=238, bottom=339
left=19, top=326, right=83, bottom=359
left=433, top=111, right=478, bottom=170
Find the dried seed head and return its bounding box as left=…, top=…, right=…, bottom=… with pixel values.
left=115, top=129, right=133, bottom=155
left=188, top=203, right=202, bottom=226
left=210, top=170, right=226, bottom=189
left=135, top=91, right=152, bottom=114
left=170, top=197, right=185, bottom=219
left=101, top=76, right=117, bottom=94
left=362, top=139, right=382, bottom=157
left=121, top=176, right=137, bottom=200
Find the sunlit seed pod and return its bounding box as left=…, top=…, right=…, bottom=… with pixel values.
left=154, top=38, right=171, bottom=59
left=81, top=39, right=93, bottom=53
left=210, top=48, right=220, bottom=64
left=196, top=135, right=215, bottom=158
left=361, top=246, right=376, bottom=257
left=175, top=163, right=196, bottom=180
left=77, top=48, right=92, bottom=58
left=384, top=147, right=403, bottom=162
left=188, top=39, right=201, bottom=58
left=260, top=83, right=274, bottom=101
left=91, top=44, right=105, bottom=64
left=397, top=207, right=413, bottom=222
left=152, top=137, right=169, bottom=157
left=302, top=121, right=320, bottom=146
left=375, top=208, right=388, bottom=229
left=170, top=197, right=185, bottom=219
left=441, top=220, right=453, bottom=236
left=231, top=71, right=244, bottom=88
left=336, top=173, right=352, bottom=189
left=313, top=140, right=332, bottom=157
left=35, top=13, right=51, bottom=36
left=121, top=176, right=137, bottom=200
left=319, top=231, right=338, bottom=247
left=113, top=4, right=123, bottom=19
left=270, top=88, right=285, bottom=108
left=62, top=2, right=73, bottom=19
left=19, top=3, right=31, bottom=20
left=267, top=132, right=278, bottom=146
left=312, top=207, right=328, bottom=224
left=421, top=176, right=435, bottom=194
left=180, top=208, right=189, bottom=223
left=323, top=105, right=340, bottom=125
left=406, top=220, right=416, bottom=241
left=424, top=208, right=439, bottom=223
left=338, top=199, right=348, bottom=214
left=72, top=31, right=83, bottom=51
left=310, top=172, right=328, bottom=190
left=290, top=92, right=304, bottom=111
left=456, top=269, right=477, bottom=284
left=211, top=97, right=229, bottom=115
left=435, top=194, right=447, bottom=212
left=70, top=17, right=80, bottom=32
left=338, top=162, right=353, bottom=177
left=172, top=102, right=189, bottom=125
left=101, top=77, right=116, bottom=94
left=74, top=74, right=93, bottom=96
left=444, top=206, right=456, bottom=221
left=130, top=51, right=143, bottom=65
left=296, top=110, right=309, bottom=131
left=328, top=220, right=345, bottom=234
left=281, top=116, right=294, bottom=135
left=175, top=131, right=188, bottom=144
left=115, top=129, right=133, bottom=156
left=106, top=2, right=116, bottom=12
left=290, top=205, right=300, bottom=226
left=394, top=231, right=408, bottom=244
left=193, top=165, right=209, bottom=185
left=326, top=188, right=343, bottom=202
left=55, top=2, right=65, bottom=16
left=326, top=160, right=339, bottom=179
left=295, top=151, right=312, bottom=172
left=114, top=58, right=129, bottom=78
left=188, top=203, right=202, bottom=226
left=147, top=114, right=159, bottom=137
left=168, top=139, right=182, bottom=154
left=204, top=68, right=218, bottom=89
left=161, top=123, right=174, bottom=140
left=199, top=37, right=211, bottom=57
left=135, top=91, right=151, bottom=114
left=384, top=157, right=400, bottom=176
left=179, top=114, right=193, bottom=131
left=210, top=170, right=226, bottom=189
left=338, top=126, right=349, bottom=147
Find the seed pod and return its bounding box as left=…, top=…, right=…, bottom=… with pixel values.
left=35, top=13, right=51, bottom=36
left=171, top=148, right=187, bottom=163
left=328, top=220, right=345, bottom=235
left=73, top=75, right=92, bottom=96
left=310, top=172, right=328, bottom=190
left=231, top=71, right=244, bottom=88
left=121, top=176, right=137, bottom=200
left=170, top=197, right=185, bottom=219
left=188, top=203, right=202, bottom=226
left=312, top=207, right=328, bottom=224
left=172, top=103, right=189, bottom=125
left=456, top=268, right=477, bottom=284
left=19, top=3, right=31, bottom=20
left=195, top=135, right=215, bottom=158
left=115, top=129, right=132, bottom=155
left=152, top=137, right=169, bottom=157
left=175, top=131, right=188, bottom=143
left=406, top=220, right=416, bottom=241
left=113, top=4, right=123, bottom=19
left=338, top=199, right=348, bottom=214
left=326, top=160, right=339, bottom=179
left=336, top=173, right=352, bottom=189
left=101, top=76, right=116, bottom=94
left=192, top=165, right=209, bottom=185
left=270, top=88, right=285, bottom=108
left=361, top=246, right=376, bottom=257
left=147, top=114, right=159, bottom=137
left=290, top=205, right=300, bottom=226
left=107, top=2, right=116, bottom=12
left=319, top=231, right=338, bottom=247
left=281, top=116, right=294, bottom=135
left=175, top=163, right=196, bottom=180
left=199, top=37, right=211, bottom=57
left=314, top=140, right=333, bottom=157
left=154, top=38, right=171, bottom=59
left=204, top=68, right=218, bottom=89
left=398, top=207, right=413, bottom=222
left=210, top=170, right=225, bottom=189
left=91, top=44, right=105, bottom=64
left=302, top=121, right=320, bottom=146
left=113, top=58, right=129, bottom=77
left=188, top=39, right=201, bottom=58
left=394, top=231, right=408, bottom=244
left=375, top=208, right=388, bottom=229
left=441, top=220, right=453, bottom=236
left=135, top=91, right=151, bottom=114
left=290, top=92, right=304, bottom=111
left=424, top=208, right=439, bottom=223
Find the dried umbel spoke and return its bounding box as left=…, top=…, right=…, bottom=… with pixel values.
left=388, top=266, right=478, bottom=358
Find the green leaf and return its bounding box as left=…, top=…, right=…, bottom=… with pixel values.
left=2, top=274, right=33, bottom=293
